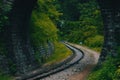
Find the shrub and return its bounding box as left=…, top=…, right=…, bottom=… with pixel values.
left=44, top=42, right=72, bottom=65
left=84, top=35, right=104, bottom=51
left=88, top=57, right=116, bottom=80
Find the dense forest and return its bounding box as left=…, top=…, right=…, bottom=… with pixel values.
left=0, top=0, right=120, bottom=80
left=57, top=0, right=104, bottom=52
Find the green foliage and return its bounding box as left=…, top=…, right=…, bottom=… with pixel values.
left=59, top=21, right=81, bottom=41
left=34, top=42, right=72, bottom=65
left=113, top=46, right=120, bottom=80
left=31, top=12, right=58, bottom=46
left=44, top=42, right=72, bottom=65
left=114, top=68, right=120, bottom=80
left=84, top=35, right=104, bottom=51
left=30, top=0, right=60, bottom=47
left=58, top=0, right=80, bottom=20
left=88, top=46, right=120, bottom=80
left=30, top=0, right=63, bottom=65
left=58, top=0, right=104, bottom=51
left=0, top=74, right=13, bottom=80
left=36, top=0, right=61, bottom=22
left=88, top=57, right=116, bottom=80
left=77, top=0, right=103, bottom=44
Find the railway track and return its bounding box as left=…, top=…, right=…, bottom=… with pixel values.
left=17, top=43, right=84, bottom=80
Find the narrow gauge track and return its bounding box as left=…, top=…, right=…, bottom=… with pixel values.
left=19, top=43, right=84, bottom=80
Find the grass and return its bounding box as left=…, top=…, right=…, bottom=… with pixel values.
left=0, top=74, right=13, bottom=80
left=44, top=42, right=72, bottom=65
left=89, top=47, right=102, bottom=53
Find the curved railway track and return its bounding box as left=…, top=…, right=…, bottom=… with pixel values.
left=17, top=43, right=84, bottom=80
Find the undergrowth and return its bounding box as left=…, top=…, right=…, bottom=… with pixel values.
left=87, top=46, right=120, bottom=80
left=44, top=42, right=72, bottom=65
left=0, top=74, right=13, bottom=80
